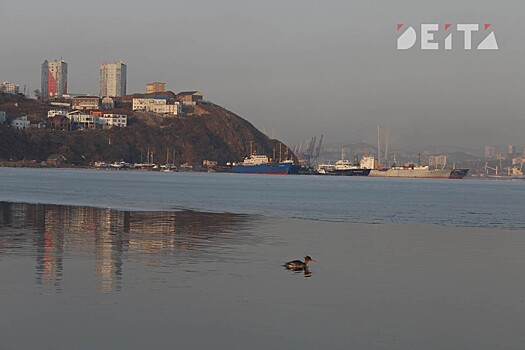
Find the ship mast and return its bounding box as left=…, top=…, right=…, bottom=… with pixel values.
left=385, top=127, right=389, bottom=167
left=377, top=125, right=381, bottom=169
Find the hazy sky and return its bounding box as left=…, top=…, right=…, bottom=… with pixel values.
left=1, top=0, right=524, bottom=151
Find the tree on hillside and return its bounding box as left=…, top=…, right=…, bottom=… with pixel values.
left=34, top=89, right=42, bottom=101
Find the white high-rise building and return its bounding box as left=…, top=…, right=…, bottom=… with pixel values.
left=99, top=61, right=127, bottom=97
left=41, top=59, right=68, bottom=98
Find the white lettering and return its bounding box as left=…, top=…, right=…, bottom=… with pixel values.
left=421, top=24, right=439, bottom=50
left=397, top=26, right=417, bottom=50
left=457, top=24, right=479, bottom=50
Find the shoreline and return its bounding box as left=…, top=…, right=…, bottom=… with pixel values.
left=1, top=163, right=523, bottom=180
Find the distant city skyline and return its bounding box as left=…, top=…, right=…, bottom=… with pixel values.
left=2, top=0, right=525, bottom=150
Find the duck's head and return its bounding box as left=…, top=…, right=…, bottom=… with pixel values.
left=304, top=256, right=315, bottom=264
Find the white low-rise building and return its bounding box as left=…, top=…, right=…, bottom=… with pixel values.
left=10, top=116, right=30, bottom=129
left=47, top=109, right=68, bottom=118
left=100, top=114, right=127, bottom=128
left=67, top=111, right=97, bottom=129
left=132, top=98, right=179, bottom=115
left=67, top=110, right=127, bottom=129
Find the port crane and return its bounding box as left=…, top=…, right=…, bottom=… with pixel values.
left=314, top=134, right=323, bottom=160
left=306, top=136, right=317, bottom=158
left=484, top=162, right=498, bottom=176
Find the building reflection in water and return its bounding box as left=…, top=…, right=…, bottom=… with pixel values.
left=0, top=202, right=254, bottom=293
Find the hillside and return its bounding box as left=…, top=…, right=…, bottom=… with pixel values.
left=0, top=95, right=291, bottom=165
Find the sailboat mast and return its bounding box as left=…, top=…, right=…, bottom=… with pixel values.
left=385, top=127, right=389, bottom=167
left=377, top=125, right=381, bottom=169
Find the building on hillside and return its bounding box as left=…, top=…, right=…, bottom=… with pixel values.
left=10, top=116, right=30, bottom=130
left=90, top=111, right=103, bottom=117
left=132, top=98, right=179, bottom=115
left=1, top=81, right=20, bottom=94
left=49, top=101, right=71, bottom=108
left=176, top=91, right=203, bottom=105
left=99, top=114, right=128, bottom=128
left=47, top=154, right=66, bottom=166
left=66, top=111, right=127, bottom=129
left=67, top=111, right=97, bottom=129
left=146, top=82, right=166, bottom=94
left=41, top=59, right=68, bottom=98
left=47, top=110, right=68, bottom=118
left=99, top=61, right=127, bottom=97
left=0, top=111, right=6, bottom=124
left=49, top=115, right=71, bottom=130
left=72, top=96, right=101, bottom=110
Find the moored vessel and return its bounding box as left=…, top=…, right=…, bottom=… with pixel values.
left=232, top=155, right=294, bottom=174
left=369, top=164, right=469, bottom=179
left=449, top=168, right=469, bottom=179
left=232, top=140, right=298, bottom=176
left=232, top=141, right=301, bottom=175
left=317, top=150, right=373, bottom=176
left=369, top=125, right=468, bottom=179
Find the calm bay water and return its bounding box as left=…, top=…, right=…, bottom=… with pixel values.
left=0, top=167, right=524, bottom=229
left=1, top=168, right=525, bottom=349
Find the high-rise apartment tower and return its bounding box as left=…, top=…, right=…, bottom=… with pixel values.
left=41, top=59, right=68, bottom=98
left=99, top=61, right=127, bottom=97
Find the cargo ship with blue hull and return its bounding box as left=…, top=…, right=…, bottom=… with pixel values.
left=232, top=155, right=296, bottom=175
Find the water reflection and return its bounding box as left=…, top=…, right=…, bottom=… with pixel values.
left=0, top=202, right=255, bottom=293
left=284, top=266, right=313, bottom=277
